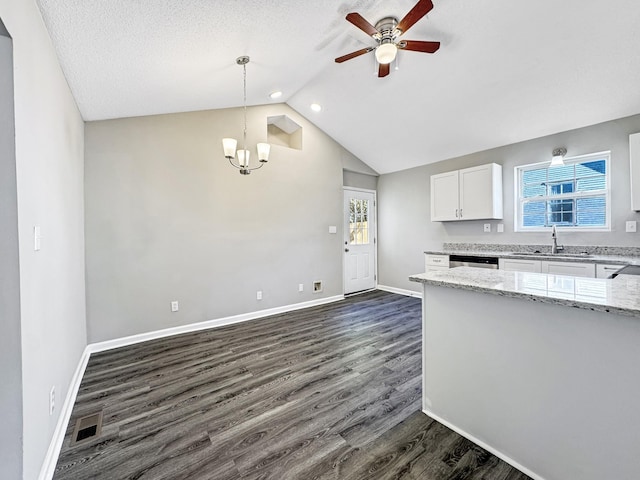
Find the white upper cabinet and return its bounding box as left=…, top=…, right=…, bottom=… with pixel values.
left=630, top=133, right=640, bottom=211
left=431, top=163, right=503, bottom=221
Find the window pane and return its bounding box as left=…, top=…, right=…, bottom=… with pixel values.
left=523, top=184, right=545, bottom=198
left=576, top=160, right=606, bottom=176
left=577, top=175, right=605, bottom=192
left=547, top=182, right=574, bottom=196
left=523, top=201, right=546, bottom=227
left=548, top=199, right=574, bottom=225
left=522, top=168, right=546, bottom=184
left=576, top=197, right=606, bottom=226
left=547, top=164, right=574, bottom=182
left=349, top=198, right=370, bottom=245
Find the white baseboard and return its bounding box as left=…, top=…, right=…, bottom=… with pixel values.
left=377, top=285, right=423, bottom=299
left=38, top=346, right=91, bottom=480
left=422, top=408, right=545, bottom=480
left=89, top=294, right=344, bottom=353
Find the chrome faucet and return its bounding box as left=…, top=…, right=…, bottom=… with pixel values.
left=551, top=225, right=564, bottom=254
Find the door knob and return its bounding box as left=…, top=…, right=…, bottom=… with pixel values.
left=345, top=248, right=350, bottom=252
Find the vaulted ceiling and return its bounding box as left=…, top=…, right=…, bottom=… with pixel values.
left=36, top=0, right=640, bottom=174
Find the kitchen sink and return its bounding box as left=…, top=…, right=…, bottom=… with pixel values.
left=511, top=252, right=592, bottom=258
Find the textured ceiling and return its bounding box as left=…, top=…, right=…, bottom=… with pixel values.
left=37, top=0, right=640, bottom=174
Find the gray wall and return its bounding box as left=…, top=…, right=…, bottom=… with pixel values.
left=85, top=104, right=344, bottom=342
left=343, top=170, right=378, bottom=190
left=0, top=24, right=22, bottom=480
left=378, top=114, right=640, bottom=292
left=1, top=0, right=87, bottom=477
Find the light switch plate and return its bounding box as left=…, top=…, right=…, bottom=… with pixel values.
left=34, top=226, right=41, bottom=251
left=328, top=226, right=337, bottom=234
left=626, top=221, right=637, bottom=233
left=483, top=223, right=491, bottom=233
left=497, top=223, right=504, bottom=233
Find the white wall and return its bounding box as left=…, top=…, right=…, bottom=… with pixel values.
left=0, top=23, right=22, bottom=480
left=0, top=1, right=87, bottom=478
left=378, top=114, right=640, bottom=292
left=84, top=104, right=344, bottom=342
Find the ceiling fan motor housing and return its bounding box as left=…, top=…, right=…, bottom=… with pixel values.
left=375, top=17, right=399, bottom=43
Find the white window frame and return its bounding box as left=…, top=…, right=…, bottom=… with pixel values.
left=514, top=151, right=611, bottom=232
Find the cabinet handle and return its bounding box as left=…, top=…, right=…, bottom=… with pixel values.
left=455, top=209, right=459, bottom=218
left=460, top=208, right=463, bottom=218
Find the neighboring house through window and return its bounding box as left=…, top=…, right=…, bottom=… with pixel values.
left=515, top=151, right=610, bottom=231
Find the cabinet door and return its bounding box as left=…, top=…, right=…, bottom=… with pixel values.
left=499, top=258, right=542, bottom=273
left=596, top=264, right=622, bottom=279
left=459, top=164, right=503, bottom=220
left=431, top=171, right=459, bottom=221
left=541, top=261, right=595, bottom=278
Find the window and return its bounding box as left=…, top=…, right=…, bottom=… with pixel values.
left=515, top=152, right=610, bottom=231
left=349, top=198, right=370, bottom=244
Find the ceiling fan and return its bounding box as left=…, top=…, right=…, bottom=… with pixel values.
left=335, top=0, right=440, bottom=78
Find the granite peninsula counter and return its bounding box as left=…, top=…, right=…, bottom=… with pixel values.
left=410, top=267, right=640, bottom=318
left=409, top=267, right=640, bottom=480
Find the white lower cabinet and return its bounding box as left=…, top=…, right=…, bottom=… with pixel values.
left=596, top=264, right=622, bottom=279
left=498, top=258, right=542, bottom=273
left=541, top=261, right=595, bottom=278
left=499, top=258, right=620, bottom=278
left=425, top=254, right=450, bottom=272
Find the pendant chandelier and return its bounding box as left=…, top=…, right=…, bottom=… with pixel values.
left=222, top=56, right=270, bottom=175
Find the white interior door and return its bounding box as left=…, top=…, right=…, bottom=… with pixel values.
left=344, top=189, right=376, bottom=294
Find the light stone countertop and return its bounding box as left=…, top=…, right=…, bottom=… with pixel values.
left=424, top=249, right=640, bottom=266
left=409, top=267, right=640, bottom=318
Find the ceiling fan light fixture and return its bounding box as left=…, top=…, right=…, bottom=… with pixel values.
left=375, top=42, right=398, bottom=65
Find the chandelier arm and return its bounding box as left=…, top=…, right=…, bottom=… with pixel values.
left=227, top=157, right=243, bottom=169
left=245, top=162, right=265, bottom=172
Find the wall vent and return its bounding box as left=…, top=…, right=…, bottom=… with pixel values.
left=71, top=411, right=103, bottom=444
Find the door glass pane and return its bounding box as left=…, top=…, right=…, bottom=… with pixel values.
left=349, top=198, right=369, bottom=245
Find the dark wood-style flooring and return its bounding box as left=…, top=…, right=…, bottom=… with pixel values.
left=54, top=291, right=530, bottom=479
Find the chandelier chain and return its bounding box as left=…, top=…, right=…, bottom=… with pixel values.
left=242, top=62, right=247, bottom=154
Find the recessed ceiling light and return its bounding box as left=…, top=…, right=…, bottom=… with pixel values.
left=269, top=91, right=282, bottom=99
left=310, top=103, right=322, bottom=112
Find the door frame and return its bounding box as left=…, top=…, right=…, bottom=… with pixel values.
left=343, top=187, right=378, bottom=295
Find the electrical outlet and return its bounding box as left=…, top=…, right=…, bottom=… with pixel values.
left=257, top=290, right=263, bottom=300
left=313, top=281, right=323, bottom=293
left=49, top=386, right=55, bottom=416
left=298, top=283, right=304, bottom=292
left=170, top=301, right=179, bottom=312
left=626, top=221, right=637, bottom=233
left=483, top=223, right=491, bottom=233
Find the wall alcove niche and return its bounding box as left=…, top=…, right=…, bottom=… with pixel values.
left=0, top=17, right=23, bottom=480
left=267, top=115, right=302, bottom=150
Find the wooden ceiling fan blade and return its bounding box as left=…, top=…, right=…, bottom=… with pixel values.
left=378, top=63, right=390, bottom=78
left=399, top=40, right=440, bottom=53
left=346, top=12, right=379, bottom=37
left=335, top=47, right=374, bottom=63
left=396, top=0, right=434, bottom=34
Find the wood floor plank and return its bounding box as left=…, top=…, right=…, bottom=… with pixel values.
left=53, top=291, right=531, bottom=480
